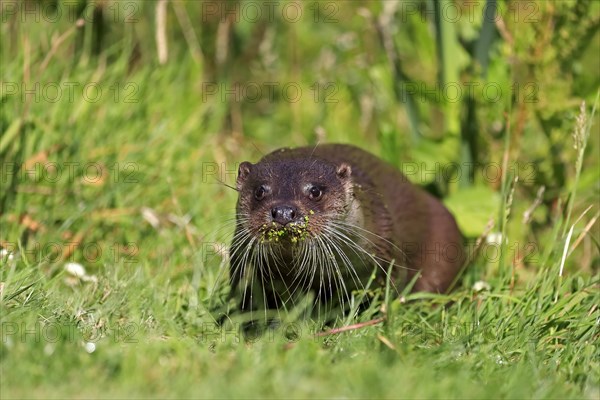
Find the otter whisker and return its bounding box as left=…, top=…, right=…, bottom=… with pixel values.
left=327, top=221, right=416, bottom=274
left=329, top=220, right=410, bottom=266
left=287, top=242, right=312, bottom=297
left=315, top=235, right=349, bottom=310
left=324, top=226, right=402, bottom=297
left=325, top=235, right=363, bottom=312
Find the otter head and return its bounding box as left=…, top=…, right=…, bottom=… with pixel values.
left=235, top=156, right=353, bottom=244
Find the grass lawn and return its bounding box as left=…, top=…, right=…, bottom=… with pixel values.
left=1, top=1, right=599, bottom=398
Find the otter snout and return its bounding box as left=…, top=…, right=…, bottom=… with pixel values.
left=270, top=205, right=299, bottom=225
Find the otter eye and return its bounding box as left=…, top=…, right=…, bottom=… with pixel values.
left=254, top=185, right=267, bottom=201
left=308, top=186, right=323, bottom=201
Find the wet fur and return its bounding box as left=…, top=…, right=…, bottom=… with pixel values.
left=230, top=144, right=464, bottom=314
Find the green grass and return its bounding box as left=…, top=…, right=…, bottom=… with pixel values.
left=1, top=1, right=599, bottom=398
left=1, top=253, right=598, bottom=399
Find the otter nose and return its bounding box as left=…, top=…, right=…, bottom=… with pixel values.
left=271, top=205, right=297, bottom=225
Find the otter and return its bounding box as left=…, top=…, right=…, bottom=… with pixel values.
left=230, top=144, right=464, bottom=314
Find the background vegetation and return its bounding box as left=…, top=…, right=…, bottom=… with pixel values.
left=1, top=0, right=598, bottom=398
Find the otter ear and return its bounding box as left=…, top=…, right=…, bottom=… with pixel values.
left=336, top=163, right=352, bottom=180
left=237, top=162, right=253, bottom=189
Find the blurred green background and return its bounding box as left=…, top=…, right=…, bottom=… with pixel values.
left=2, top=0, right=598, bottom=267
left=1, top=0, right=599, bottom=398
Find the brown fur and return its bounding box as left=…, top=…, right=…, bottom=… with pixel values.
left=231, top=144, right=464, bottom=311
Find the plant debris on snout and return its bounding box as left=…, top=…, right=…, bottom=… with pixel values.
left=259, top=213, right=313, bottom=244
